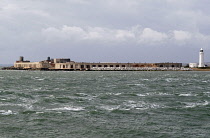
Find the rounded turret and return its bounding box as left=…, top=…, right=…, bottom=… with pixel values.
left=19, top=56, right=24, bottom=62
left=47, top=57, right=51, bottom=61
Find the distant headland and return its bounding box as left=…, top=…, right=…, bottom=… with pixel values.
left=2, top=56, right=190, bottom=71
left=1, top=48, right=209, bottom=71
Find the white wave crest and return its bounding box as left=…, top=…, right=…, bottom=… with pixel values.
left=122, top=100, right=164, bottom=110
left=100, top=105, right=120, bottom=111
left=137, top=94, right=147, bottom=97
left=0, top=110, right=15, bottom=115
left=179, top=93, right=197, bottom=97
left=47, top=106, right=84, bottom=111
left=185, top=101, right=209, bottom=108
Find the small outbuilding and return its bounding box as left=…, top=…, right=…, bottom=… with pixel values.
left=189, top=63, right=198, bottom=68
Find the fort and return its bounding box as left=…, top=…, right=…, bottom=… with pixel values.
left=6, top=56, right=190, bottom=71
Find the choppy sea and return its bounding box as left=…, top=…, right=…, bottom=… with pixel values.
left=0, top=70, right=210, bottom=138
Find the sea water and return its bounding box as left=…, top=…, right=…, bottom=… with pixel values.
left=0, top=70, right=210, bottom=138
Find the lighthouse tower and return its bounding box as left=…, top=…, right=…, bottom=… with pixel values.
left=198, top=48, right=205, bottom=67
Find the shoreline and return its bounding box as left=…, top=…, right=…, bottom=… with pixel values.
left=191, top=68, right=210, bottom=71
left=0, top=66, right=195, bottom=71
left=2, top=66, right=210, bottom=71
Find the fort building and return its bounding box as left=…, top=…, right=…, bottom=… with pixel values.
left=13, top=56, right=183, bottom=71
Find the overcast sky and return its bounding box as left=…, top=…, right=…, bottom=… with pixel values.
left=0, top=0, right=210, bottom=64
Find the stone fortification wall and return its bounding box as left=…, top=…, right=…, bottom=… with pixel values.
left=53, top=62, right=182, bottom=70
left=13, top=57, right=182, bottom=70
left=14, top=62, right=52, bottom=69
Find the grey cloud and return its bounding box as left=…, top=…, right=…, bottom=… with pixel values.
left=41, top=25, right=210, bottom=46
left=0, top=0, right=210, bottom=64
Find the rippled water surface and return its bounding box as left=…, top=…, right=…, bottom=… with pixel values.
left=0, top=71, right=210, bottom=138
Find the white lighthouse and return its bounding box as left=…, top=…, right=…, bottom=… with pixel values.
left=198, top=48, right=205, bottom=67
